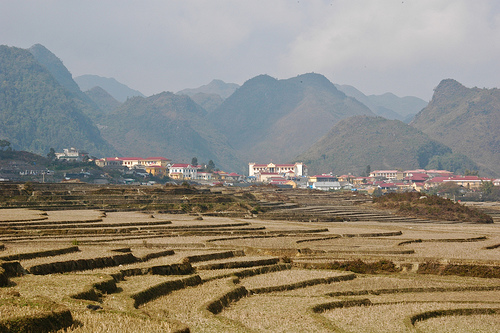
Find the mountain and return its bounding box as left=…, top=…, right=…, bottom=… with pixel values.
left=188, top=92, right=224, bottom=113
left=0, top=45, right=118, bottom=157
left=100, top=92, right=242, bottom=172
left=297, top=115, right=462, bottom=176
left=84, top=86, right=121, bottom=114
left=411, top=79, right=500, bottom=177
left=209, top=73, right=375, bottom=163
left=74, top=74, right=145, bottom=102
left=29, top=44, right=104, bottom=122
left=335, top=84, right=428, bottom=122
left=177, top=79, right=239, bottom=100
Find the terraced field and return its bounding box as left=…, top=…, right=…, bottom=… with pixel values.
left=1, top=186, right=500, bottom=332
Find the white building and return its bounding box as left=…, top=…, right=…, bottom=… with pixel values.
left=168, top=163, right=197, bottom=180
left=248, top=162, right=307, bottom=178
left=55, top=148, right=88, bottom=162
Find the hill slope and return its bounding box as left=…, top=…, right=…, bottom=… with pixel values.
left=177, top=79, right=239, bottom=100
left=297, top=116, right=455, bottom=175
left=410, top=79, right=500, bottom=177
left=75, top=74, right=145, bottom=102
left=209, top=73, right=375, bottom=163
left=335, top=84, right=428, bottom=122
left=84, top=86, right=121, bottom=114
left=0, top=45, right=118, bottom=157
left=28, top=44, right=104, bottom=122
left=100, top=92, right=242, bottom=172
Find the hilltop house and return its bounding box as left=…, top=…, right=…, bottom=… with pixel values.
left=55, top=148, right=89, bottom=162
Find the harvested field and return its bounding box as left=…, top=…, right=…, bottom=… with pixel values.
left=240, top=268, right=353, bottom=291
left=414, top=313, right=500, bottom=332
left=0, top=186, right=499, bottom=332
left=320, top=302, right=500, bottom=333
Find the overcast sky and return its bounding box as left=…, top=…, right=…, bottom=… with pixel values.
left=1, top=0, right=500, bottom=100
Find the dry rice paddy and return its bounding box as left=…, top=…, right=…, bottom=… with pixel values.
left=1, top=207, right=500, bottom=332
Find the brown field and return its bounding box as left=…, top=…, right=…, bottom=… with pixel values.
left=1, top=195, right=500, bottom=332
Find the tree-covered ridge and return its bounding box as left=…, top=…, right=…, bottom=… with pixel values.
left=411, top=79, right=500, bottom=177
left=0, top=45, right=117, bottom=157
left=296, top=115, right=473, bottom=176
left=209, top=73, right=375, bottom=163
left=101, top=92, right=242, bottom=172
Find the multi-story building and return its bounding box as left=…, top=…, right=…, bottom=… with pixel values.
left=248, top=162, right=306, bottom=178
left=168, top=163, right=197, bottom=180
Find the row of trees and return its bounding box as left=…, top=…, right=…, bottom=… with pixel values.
left=191, top=157, right=217, bottom=172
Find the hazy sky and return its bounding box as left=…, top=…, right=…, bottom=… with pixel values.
left=1, top=0, right=499, bottom=100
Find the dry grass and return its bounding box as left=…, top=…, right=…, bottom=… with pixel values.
left=8, top=273, right=110, bottom=301
left=280, top=274, right=500, bottom=297
left=414, top=313, right=500, bottom=332
left=240, top=269, right=346, bottom=290
left=57, top=310, right=177, bottom=333
left=140, top=277, right=248, bottom=332
left=3, top=206, right=500, bottom=332
left=321, top=302, right=498, bottom=333
left=0, top=208, right=46, bottom=222
left=221, top=294, right=332, bottom=332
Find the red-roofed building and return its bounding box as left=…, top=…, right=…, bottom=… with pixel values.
left=425, top=175, right=492, bottom=190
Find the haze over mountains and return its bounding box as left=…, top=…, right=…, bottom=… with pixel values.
left=1, top=44, right=498, bottom=177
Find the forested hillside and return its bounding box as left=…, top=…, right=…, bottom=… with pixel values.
left=0, top=45, right=118, bottom=157
left=297, top=116, right=475, bottom=176
left=209, top=73, right=375, bottom=163
left=100, top=92, right=242, bottom=172
left=411, top=79, right=500, bottom=177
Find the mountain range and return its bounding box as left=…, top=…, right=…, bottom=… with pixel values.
left=1, top=43, right=498, bottom=177
left=74, top=74, right=145, bottom=103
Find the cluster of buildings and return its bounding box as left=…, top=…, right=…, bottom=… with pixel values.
left=94, top=154, right=499, bottom=192
left=312, top=169, right=500, bottom=194
left=95, top=156, right=245, bottom=183
left=52, top=148, right=500, bottom=192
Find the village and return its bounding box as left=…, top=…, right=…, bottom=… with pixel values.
left=1, top=147, right=499, bottom=198
left=52, top=148, right=500, bottom=196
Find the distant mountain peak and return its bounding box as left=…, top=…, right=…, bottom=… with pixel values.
left=433, top=79, right=469, bottom=97
left=177, top=79, right=239, bottom=100
left=74, top=74, right=145, bottom=102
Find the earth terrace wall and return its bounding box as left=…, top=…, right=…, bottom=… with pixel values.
left=130, top=275, right=202, bottom=308
left=417, top=262, right=500, bottom=278
left=28, top=253, right=137, bottom=275
left=70, top=275, right=118, bottom=301
left=0, top=303, right=73, bottom=333
left=0, top=246, right=79, bottom=261
left=185, top=250, right=245, bottom=263
left=248, top=273, right=356, bottom=294
left=196, top=258, right=280, bottom=270
left=407, top=307, right=500, bottom=327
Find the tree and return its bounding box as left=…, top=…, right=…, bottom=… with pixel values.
left=207, top=160, right=215, bottom=172
left=364, top=165, right=371, bottom=177
left=47, top=148, right=56, bottom=161
left=191, top=157, right=198, bottom=166
left=0, top=140, right=11, bottom=151
left=481, top=181, right=494, bottom=195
